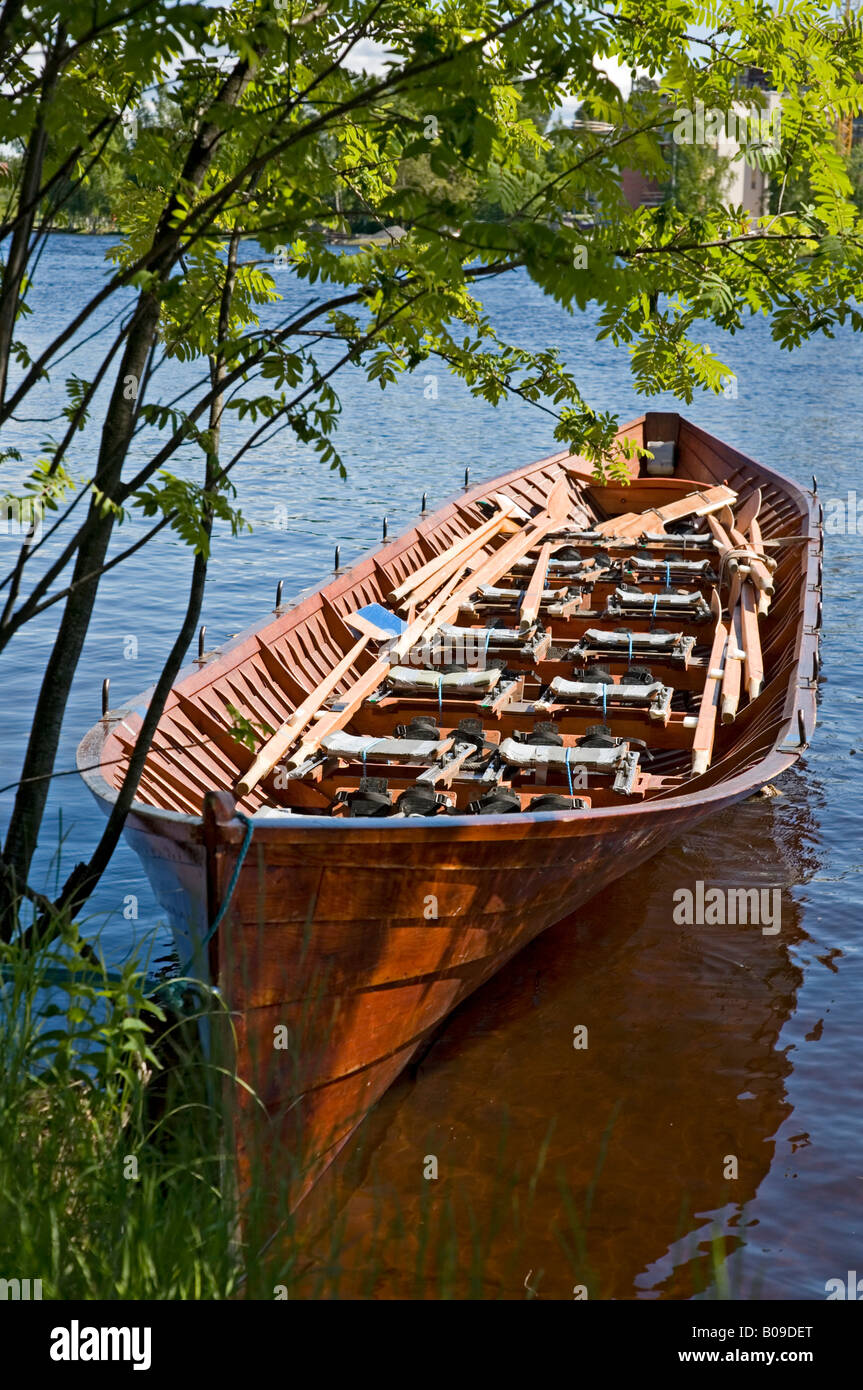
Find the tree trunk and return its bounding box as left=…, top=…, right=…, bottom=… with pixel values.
left=0, top=26, right=65, bottom=406
left=0, top=56, right=256, bottom=936
left=24, top=232, right=241, bottom=939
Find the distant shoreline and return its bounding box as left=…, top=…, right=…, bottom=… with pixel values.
left=31, top=223, right=409, bottom=246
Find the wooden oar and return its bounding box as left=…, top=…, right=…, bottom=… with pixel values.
left=691, top=590, right=727, bottom=777
left=288, top=476, right=571, bottom=768
left=235, top=612, right=391, bottom=799
left=453, top=476, right=570, bottom=597
left=747, top=515, right=774, bottom=615
left=720, top=600, right=744, bottom=724
left=389, top=499, right=518, bottom=606
left=727, top=524, right=774, bottom=595
left=740, top=580, right=764, bottom=699
left=735, top=487, right=761, bottom=535
left=400, top=519, right=512, bottom=611
left=402, top=534, right=489, bottom=611
left=287, top=563, right=471, bottom=769
left=518, top=541, right=552, bottom=631
left=706, top=513, right=739, bottom=572
left=720, top=501, right=773, bottom=595
left=748, top=515, right=774, bottom=569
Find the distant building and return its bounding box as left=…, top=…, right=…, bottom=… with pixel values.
left=575, top=69, right=784, bottom=217
left=716, top=87, right=783, bottom=216
left=620, top=167, right=664, bottom=209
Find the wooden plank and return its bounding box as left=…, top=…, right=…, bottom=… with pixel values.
left=389, top=501, right=516, bottom=605
left=288, top=478, right=571, bottom=767
left=587, top=478, right=706, bottom=517
left=518, top=541, right=552, bottom=631
left=720, top=601, right=744, bottom=724
left=691, top=590, right=726, bottom=776
left=596, top=484, right=737, bottom=538
left=235, top=612, right=392, bottom=799
left=740, top=580, right=764, bottom=699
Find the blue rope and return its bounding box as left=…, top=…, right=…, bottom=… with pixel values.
left=601, top=683, right=607, bottom=722
left=651, top=591, right=659, bottom=630
left=484, top=619, right=501, bottom=662
left=665, top=560, right=671, bottom=590
left=627, top=631, right=633, bottom=665
left=361, top=738, right=387, bottom=773
left=188, top=812, right=254, bottom=967
left=564, top=746, right=574, bottom=799
left=437, top=674, right=444, bottom=717
left=1, top=814, right=256, bottom=1017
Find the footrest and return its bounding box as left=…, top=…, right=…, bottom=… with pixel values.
left=512, top=552, right=592, bottom=577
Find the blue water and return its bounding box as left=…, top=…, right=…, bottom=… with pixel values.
left=1, top=235, right=861, bottom=1297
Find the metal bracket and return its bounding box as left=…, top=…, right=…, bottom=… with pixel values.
left=779, top=707, right=810, bottom=753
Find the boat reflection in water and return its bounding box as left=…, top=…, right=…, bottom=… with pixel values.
left=294, top=778, right=814, bottom=1300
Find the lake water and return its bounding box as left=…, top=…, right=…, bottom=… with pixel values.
left=1, top=234, right=861, bottom=1298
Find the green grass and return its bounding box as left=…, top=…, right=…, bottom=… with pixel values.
left=0, top=929, right=749, bottom=1300
left=0, top=929, right=259, bottom=1298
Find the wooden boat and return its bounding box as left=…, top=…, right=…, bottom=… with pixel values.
left=77, top=411, right=822, bottom=1208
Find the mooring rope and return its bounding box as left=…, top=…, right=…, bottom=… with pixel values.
left=191, top=812, right=254, bottom=963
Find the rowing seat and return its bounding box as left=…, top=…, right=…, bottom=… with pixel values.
left=476, top=583, right=552, bottom=603
left=535, top=673, right=673, bottom=722
left=512, top=547, right=593, bottom=577
left=513, top=560, right=584, bottom=575
left=566, top=628, right=695, bottom=666
left=547, top=527, right=602, bottom=541
left=623, top=555, right=716, bottom=580
left=462, top=584, right=584, bottom=621
left=436, top=620, right=526, bottom=647
left=497, top=737, right=640, bottom=795
left=386, top=665, right=502, bottom=694
left=433, top=622, right=547, bottom=658
left=321, top=732, right=448, bottom=763
left=562, top=532, right=712, bottom=552
left=605, top=585, right=711, bottom=622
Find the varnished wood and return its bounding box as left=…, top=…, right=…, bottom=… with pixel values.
left=77, top=412, right=821, bottom=1212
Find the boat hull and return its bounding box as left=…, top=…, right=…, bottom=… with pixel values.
left=77, top=411, right=822, bottom=1208
left=119, top=764, right=781, bottom=1205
